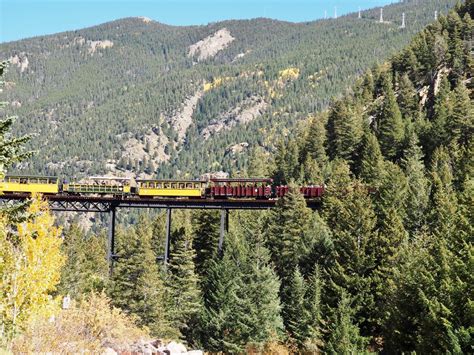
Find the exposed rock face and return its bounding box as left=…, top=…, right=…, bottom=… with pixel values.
left=138, top=16, right=152, bottom=23
left=226, top=142, right=249, bottom=156
left=9, top=54, right=29, bottom=72
left=168, top=89, right=204, bottom=143
left=202, top=96, right=267, bottom=140
left=88, top=40, right=114, bottom=54
left=188, top=28, right=235, bottom=62
left=121, top=126, right=170, bottom=175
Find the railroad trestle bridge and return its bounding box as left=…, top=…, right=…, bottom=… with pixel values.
left=0, top=193, right=321, bottom=273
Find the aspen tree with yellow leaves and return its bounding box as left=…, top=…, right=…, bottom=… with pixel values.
left=0, top=195, right=65, bottom=344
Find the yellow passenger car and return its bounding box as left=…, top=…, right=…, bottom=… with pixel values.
left=0, top=175, right=59, bottom=194
left=63, top=176, right=131, bottom=195
left=137, top=179, right=206, bottom=198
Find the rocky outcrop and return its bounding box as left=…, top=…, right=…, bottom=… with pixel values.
left=9, top=54, right=29, bottom=72
left=103, top=340, right=203, bottom=355
left=168, top=89, right=204, bottom=143
left=202, top=96, right=267, bottom=139
left=88, top=40, right=114, bottom=54
left=188, top=28, right=235, bottom=62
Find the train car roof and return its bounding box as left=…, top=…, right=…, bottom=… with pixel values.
left=88, top=176, right=132, bottom=181
left=136, top=179, right=207, bottom=183
left=4, top=175, right=59, bottom=179
left=210, top=178, right=273, bottom=183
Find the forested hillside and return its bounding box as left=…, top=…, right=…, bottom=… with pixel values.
left=0, top=0, right=455, bottom=178
left=49, top=1, right=472, bottom=353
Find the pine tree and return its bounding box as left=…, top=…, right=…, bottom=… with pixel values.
left=359, top=131, right=385, bottom=186
left=401, top=134, right=430, bottom=233
left=265, top=184, right=314, bottom=281
left=272, top=137, right=301, bottom=185
left=323, top=160, right=377, bottom=336
left=247, top=146, right=270, bottom=177
left=325, top=290, right=367, bottom=354
left=376, top=77, right=405, bottom=160
left=326, top=100, right=364, bottom=164
left=109, top=217, right=171, bottom=337
left=242, top=232, right=284, bottom=349
left=303, top=265, right=324, bottom=352
left=301, top=114, right=328, bottom=166
left=165, top=226, right=201, bottom=344
left=427, top=75, right=452, bottom=153
left=58, top=224, right=108, bottom=299
left=397, top=73, right=418, bottom=120
left=192, top=210, right=220, bottom=276
left=201, top=230, right=283, bottom=352
left=283, top=267, right=307, bottom=347
left=449, top=80, right=473, bottom=148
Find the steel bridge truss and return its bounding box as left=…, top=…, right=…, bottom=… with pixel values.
left=0, top=193, right=320, bottom=274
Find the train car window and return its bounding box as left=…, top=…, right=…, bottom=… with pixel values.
left=186, top=183, right=192, bottom=188
left=179, top=183, right=184, bottom=189
left=156, top=183, right=161, bottom=188
left=171, top=183, right=176, bottom=189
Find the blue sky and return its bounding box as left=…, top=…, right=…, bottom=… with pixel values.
left=0, top=0, right=394, bottom=43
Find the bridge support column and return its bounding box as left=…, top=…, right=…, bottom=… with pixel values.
left=107, top=206, right=116, bottom=276
left=164, top=208, right=172, bottom=265
left=218, top=209, right=229, bottom=254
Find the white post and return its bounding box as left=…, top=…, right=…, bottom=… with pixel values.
left=380, top=8, right=384, bottom=23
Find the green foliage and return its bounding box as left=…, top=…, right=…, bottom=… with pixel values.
left=325, top=290, right=368, bottom=354
left=0, top=61, right=31, bottom=178
left=58, top=224, right=108, bottom=298
left=191, top=210, right=220, bottom=275
left=108, top=217, right=172, bottom=337
left=200, top=230, right=283, bottom=352
left=165, top=224, right=202, bottom=344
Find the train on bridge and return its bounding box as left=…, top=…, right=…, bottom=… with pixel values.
left=0, top=175, right=324, bottom=200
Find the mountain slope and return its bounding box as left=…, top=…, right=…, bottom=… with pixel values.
left=0, top=0, right=456, bottom=178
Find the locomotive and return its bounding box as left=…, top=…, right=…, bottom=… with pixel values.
left=0, top=175, right=324, bottom=199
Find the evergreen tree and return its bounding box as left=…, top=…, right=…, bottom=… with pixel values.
left=301, top=114, right=328, bottom=166
left=303, top=265, right=324, bottom=352
left=376, top=76, right=405, bottom=160
left=359, top=130, right=385, bottom=186
left=58, top=224, right=108, bottom=299
left=427, top=75, right=452, bottom=153
left=247, top=146, right=270, bottom=177
left=243, top=232, right=284, bottom=349
left=272, top=137, right=300, bottom=185
left=326, top=100, right=364, bottom=164
left=109, top=217, right=171, bottom=336
left=397, top=73, right=418, bottom=120
left=165, top=226, right=202, bottom=344
left=283, top=267, right=307, bottom=347
left=449, top=79, right=473, bottom=148
left=265, top=184, right=314, bottom=281
left=401, top=134, right=430, bottom=233
left=192, top=210, right=220, bottom=276
left=323, top=160, right=377, bottom=336
left=325, top=290, right=367, bottom=354
left=201, top=230, right=283, bottom=352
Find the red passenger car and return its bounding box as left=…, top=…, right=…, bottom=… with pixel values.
left=209, top=178, right=273, bottom=199
left=276, top=185, right=324, bottom=198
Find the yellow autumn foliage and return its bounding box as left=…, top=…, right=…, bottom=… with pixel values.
left=0, top=194, right=65, bottom=343
left=203, top=76, right=232, bottom=92
left=278, top=67, right=300, bottom=81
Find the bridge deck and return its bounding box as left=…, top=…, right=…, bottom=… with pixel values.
left=0, top=193, right=321, bottom=212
